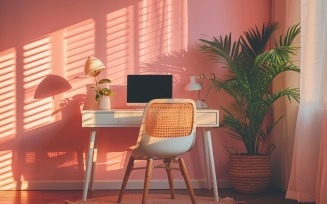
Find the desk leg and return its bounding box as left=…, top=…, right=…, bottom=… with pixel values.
left=203, top=135, right=212, bottom=190
left=90, top=135, right=98, bottom=191
left=202, top=128, right=219, bottom=201
left=82, top=129, right=96, bottom=201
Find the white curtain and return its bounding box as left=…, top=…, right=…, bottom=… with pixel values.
left=286, top=0, right=327, bottom=203
left=317, top=110, right=327, bottom=203
left=270, top=0, right=300, bottom=191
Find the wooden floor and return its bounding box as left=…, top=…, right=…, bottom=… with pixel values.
left=0, top=188, right=315, bottom=204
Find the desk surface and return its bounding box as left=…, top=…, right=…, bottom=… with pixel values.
left=82, top=109, right=219, bottom=128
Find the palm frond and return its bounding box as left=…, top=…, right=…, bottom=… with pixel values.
left=255, top=46, right=300, bottom=66
left=240, top=22, right=279, bottom=61
left=279, top=22, right=301, bottom=46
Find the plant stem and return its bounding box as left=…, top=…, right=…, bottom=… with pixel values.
left=95, top=73, right=99, bottom=90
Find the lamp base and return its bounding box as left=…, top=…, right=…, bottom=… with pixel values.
left=196, top=100, right=208, bottom=109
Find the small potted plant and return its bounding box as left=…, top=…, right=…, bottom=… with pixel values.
left=94, top=78, right=115, bottom=101
left=93, top=78, right=115, bottom=109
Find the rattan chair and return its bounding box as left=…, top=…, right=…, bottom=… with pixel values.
left=117, top=99, right=197, bottom=204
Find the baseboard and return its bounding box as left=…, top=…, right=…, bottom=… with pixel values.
left=1, top=179, right=232, bottom=190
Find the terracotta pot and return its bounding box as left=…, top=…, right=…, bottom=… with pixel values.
left=229, top=154, right=272, bottom=193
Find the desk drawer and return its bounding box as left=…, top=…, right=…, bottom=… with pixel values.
left=118, top=112, right=143, bottom=125
left=196, top=111, right=219, bottom=127
left=83, top=112, right=119, bottom=126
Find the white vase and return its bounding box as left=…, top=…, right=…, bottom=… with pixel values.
left=99, top=95, right=111, bottom=110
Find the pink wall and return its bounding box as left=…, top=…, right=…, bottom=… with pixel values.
left=0, top=0, right=270, bottom=189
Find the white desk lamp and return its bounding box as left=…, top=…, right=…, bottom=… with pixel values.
left=185, top=73, right=215, bottom=109
left=84, top=56, right=106, bottom=77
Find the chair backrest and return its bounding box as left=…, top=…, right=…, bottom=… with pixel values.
left=132, top=99, right=196, bottom=158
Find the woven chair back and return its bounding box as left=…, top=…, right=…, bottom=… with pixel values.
left=144, top=102, right=194, bottom=138
left=132, top=99, right=196, bottom=158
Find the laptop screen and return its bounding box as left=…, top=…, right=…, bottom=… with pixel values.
left=127, top=74, right=173, bottom=106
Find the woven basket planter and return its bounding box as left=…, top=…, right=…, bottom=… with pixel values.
left=229, top=154, right=272, bottom=194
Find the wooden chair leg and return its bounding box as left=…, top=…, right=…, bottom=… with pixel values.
left=178, top=158, right=196, bottom=204
left=117, top=156, right=135, bottom=203
left=164, top=158, right=175, bottom=199
left=142, top=158, right=153, bottom=204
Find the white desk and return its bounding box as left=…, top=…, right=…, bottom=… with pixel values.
left=82, top=109, right=219, bottom=201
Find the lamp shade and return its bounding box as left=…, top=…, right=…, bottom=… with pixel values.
left=34, top=74, right=72, bottom=99
left=185, top=75, right=202, bottom=91
left=84, top=56, right=106, bottom=77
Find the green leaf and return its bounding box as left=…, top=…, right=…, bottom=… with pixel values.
left=98, top=79, right=111, bottom=84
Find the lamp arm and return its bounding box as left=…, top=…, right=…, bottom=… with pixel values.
left=203, top=82, right=214, bottom=101
left=186, top=73, right=215, bottom=107
left=200, top=73, right=216, bottom=102
left=197, top=89, right=201, bottom=100
left=94, top=73, right=99, bottom=91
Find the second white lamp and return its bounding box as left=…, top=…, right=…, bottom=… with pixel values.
left=185, top=73, right=215, bottom=109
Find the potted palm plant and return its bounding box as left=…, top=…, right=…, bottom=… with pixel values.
left=198, top=22, right=300, bottom=193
